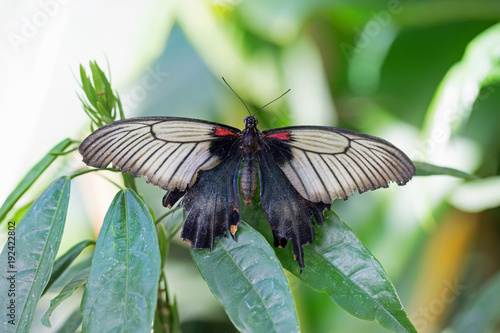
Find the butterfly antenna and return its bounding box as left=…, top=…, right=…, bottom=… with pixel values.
left=253, top=88, right=291, bottom=117
left=222, top=77, right=252, bottom=116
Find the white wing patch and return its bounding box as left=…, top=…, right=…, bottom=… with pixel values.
left=287, top=129, right=348, bottom=153
left=266, top=127, right=415, bottom=204
left=79, top=118, right=232, bottom=191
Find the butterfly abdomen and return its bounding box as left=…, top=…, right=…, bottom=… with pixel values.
left=240, top=156, right=258, bottom=206
left=239, top=119, right=261, bottom=206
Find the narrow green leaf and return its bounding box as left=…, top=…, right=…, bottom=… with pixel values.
left=79, top=64, right=86, bottom=86
left=80, top=65, right=98, bottom=109
left=42, top=267, right=91, bottom=327
left=47, top=256, right=92, bottom=293
left=277, top=211, right=416, bottom=333
left=116, top=94, right=125, bottom=119
left=191, top=221, right=299, bottom=333
left=43, top=240, right=95, bottom=295
left=78, top=95, right=98, bottom=118
left=54, top=308, right=82, bottom=333
left=79, top=64, right=91, bottom=96
left=154, top=273, right=180, bottom=333
left=158, top=224, right=169, bottom=269
left=8, top=201, right=33, bottom=225
left=0, top=177, right=71, bottom=333
left=170, top=296, right=180, bottom=333
left=79, top=61, right=122, bottom=129
left=89, top=61, right=105, bottom=96
left=448, top=272, right=500, bottom=333
left=81, top=189, right=161, bottom=333
left=96, top=101, right=112, bottom=121
left=98, top=65, right=115, bottom=111
left=0, top=138, right=72, bottom=223
left=413, top=161, right=477, bottom=180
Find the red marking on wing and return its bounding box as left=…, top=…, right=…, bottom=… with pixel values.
left=266, top=132, right=291, bottom=141
left=213, top=127, right=238, bottom=137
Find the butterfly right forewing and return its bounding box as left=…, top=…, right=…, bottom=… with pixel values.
left=262, top=126, right=415, bottom=204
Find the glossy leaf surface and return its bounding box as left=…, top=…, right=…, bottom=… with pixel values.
left=0, top=177, right=71, bottom=332
left=191, top=221, right=299, bottom=333
left=80, top=189, right=160, bottom=333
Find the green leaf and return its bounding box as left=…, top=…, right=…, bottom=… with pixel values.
left=0, top=138, right=72, bottom=224
left=43, top=240, right=95, bottom=295
left=89, top=61, right=105, bottom=96
left=158, top=224, right=169, bottom=269
left=191, top=221, right=299, bottom=333
left=81, top=189, right=161, bottom=333
left=277, top=211, right=416, bottom=333
left=80, top=65, right=98, bottom=109
left=8, top=201, right=33, bottom=225
left=170, top=296, right=180, bottom=333
left=42, top=267, right=91, bottom=327
left=79, top=61, right=122, bottom=128
left=96, top=63, right=116, bottom=111
left=96, top=101, right=112, bottom=121
left=0, top=177, right=71, bottom=332
left=116, top=93, right=125, bottom=119
left=413, top=161, right=477, bottom=179
left=54, top=308, right=82, bottom=333
left=448, top=272, right=500, bottom=333
left=154, top=273, right=180, bottom=333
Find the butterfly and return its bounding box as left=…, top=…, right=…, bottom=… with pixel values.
left=79, top=92, right=414, bottom=269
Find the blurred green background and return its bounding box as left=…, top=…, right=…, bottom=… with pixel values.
left=2, top=0, right=500, bottom=332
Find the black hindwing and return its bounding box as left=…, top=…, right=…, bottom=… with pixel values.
left=258, top=144, right=330, bottom=270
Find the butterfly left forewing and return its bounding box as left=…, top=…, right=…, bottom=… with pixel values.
left=262, top=126, right=415, bottom=204
left=79, top=117, right=240, bottom=191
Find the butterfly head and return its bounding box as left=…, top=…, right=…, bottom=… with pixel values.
left=244, top=116, right=258, bottom=129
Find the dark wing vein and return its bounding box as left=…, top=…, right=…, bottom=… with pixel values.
left=166, top=143, right=199, bottom=185
left=152, top=144, right=182, bottom=181
left=348, top=145, right=390, bottom=187
left=342, top=152, right=376, bottom=191
left=103, top=131, right=151, bottom=168
left=272, top=144, right=311, bottom=201
left=320, top=155, right=346, bottom=199
left=305, top=152, right=332, bottom=202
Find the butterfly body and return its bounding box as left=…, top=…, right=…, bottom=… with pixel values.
left=79, top=115, right=415, bottom=269
left=238, top=116, right=262, bottom=206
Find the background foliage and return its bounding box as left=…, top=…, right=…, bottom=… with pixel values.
left=1, top=0, right=500, bottom=332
